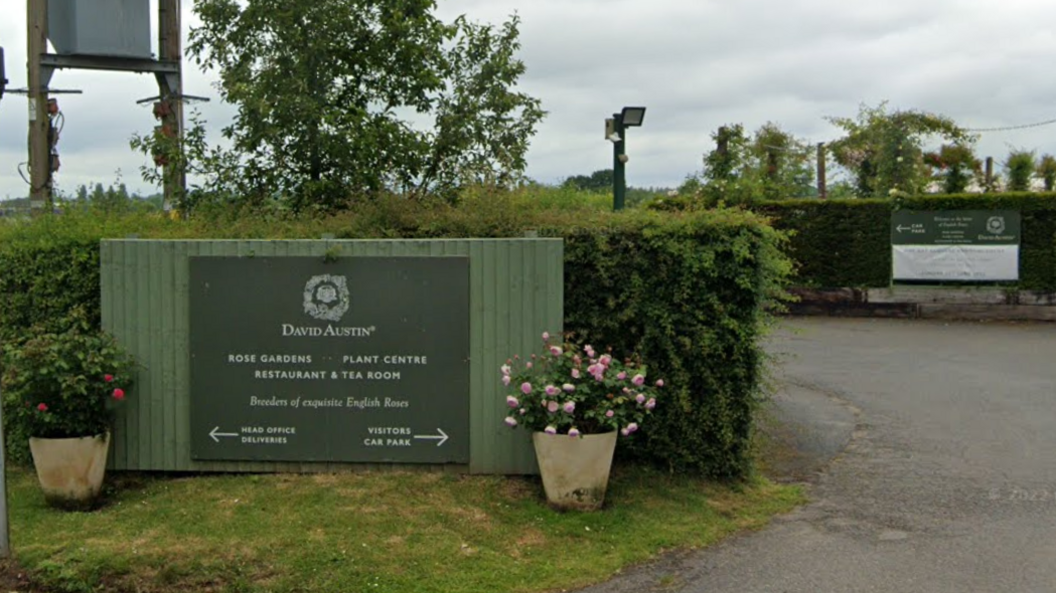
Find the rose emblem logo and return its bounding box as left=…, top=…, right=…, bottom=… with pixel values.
left=986, top=216, right=1006, bottom=235
left=303, top=275, right=350, bottom=321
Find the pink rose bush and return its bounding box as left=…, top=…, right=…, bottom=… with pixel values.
left=500, top=332, right=664, bottom=437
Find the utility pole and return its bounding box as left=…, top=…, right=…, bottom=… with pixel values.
left=817, top=142, right=827, bottom=200
left=157, top=0, right=185, bottom=212
left=985, top=157, right=994, bottom=192
left=27, top=0, right=51, bottom=209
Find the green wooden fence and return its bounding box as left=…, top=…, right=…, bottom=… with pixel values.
left=100, top=239, right=563, bottom=474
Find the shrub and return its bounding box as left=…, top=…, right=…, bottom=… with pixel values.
left=2, top=309, right=135, bottom=462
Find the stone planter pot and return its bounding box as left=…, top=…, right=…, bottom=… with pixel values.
left=29, top=433, right=110, bottom=510
left=532, top=431, right=617, bottom=511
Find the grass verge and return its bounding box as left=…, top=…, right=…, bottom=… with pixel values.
left=7, top=466, right=804, bottom=593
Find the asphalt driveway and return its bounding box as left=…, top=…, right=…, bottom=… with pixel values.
left=579, top=317, right=1056, bottom=592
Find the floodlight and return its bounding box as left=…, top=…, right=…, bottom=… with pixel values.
left=620, top=106, right=646, bottom=127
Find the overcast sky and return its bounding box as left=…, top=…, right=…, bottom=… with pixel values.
left=3, top=0, right=1056, bottom=199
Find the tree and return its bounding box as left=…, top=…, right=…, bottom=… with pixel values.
left=183, top=0, right=544, bottom=210
left=687, top=122, right=813, bottom=206
left=827, top=102, right=973, bottom=197
left=695, top=124, right=757, bottom=206
left=562, top=170, right=614, bottom=192
left=1005, top=150, right=1036, bottom=192
left=66, top=182, right=159, bottom=213
left=749, top=122, right=815, bottom=200
left=924, top=144, right=981, bottom=194
left=1038, top=154, right=1056, bottom=192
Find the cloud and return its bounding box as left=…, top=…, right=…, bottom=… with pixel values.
left=4, top=0, right=1056, bottom=197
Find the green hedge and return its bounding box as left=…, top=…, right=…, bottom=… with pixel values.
left=757, top=200, right=891, bottom=288
left=0, top=238, right=103, bottom=343
left=0, top=201, right=790, bottom=479
left=760, top=193, right=1056, bottom=290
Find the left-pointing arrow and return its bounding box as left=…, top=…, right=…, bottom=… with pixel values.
left=209, top=426, right=239, bottom=442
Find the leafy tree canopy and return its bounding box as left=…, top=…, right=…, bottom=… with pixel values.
left=1004, top=149, right=1036, bottom=192
left=827, top=102, right=974, bottom=197
left=562, top=169, right=614, bottom=192
left=179, top=0, right=545, bottom=211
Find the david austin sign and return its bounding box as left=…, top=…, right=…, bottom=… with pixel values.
left=891, top=210, right=1021, bottom=282
left=189, top=256, right=470, bottom=464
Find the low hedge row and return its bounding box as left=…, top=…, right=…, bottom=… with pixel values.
left=759, top=193, right=1056, bottom=290
left=0, top=199, right=791, bottom=479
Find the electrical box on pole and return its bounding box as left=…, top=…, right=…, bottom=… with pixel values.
left=48, top=0, right=152, bottom=59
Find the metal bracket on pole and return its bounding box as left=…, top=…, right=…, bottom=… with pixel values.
left=40, top=53, right=181, bottom=75
left=136, top=93, right=209, bottom=105
left=40, top=64, right=54, bottom=88
left=153, top=70, right=181, bottom=96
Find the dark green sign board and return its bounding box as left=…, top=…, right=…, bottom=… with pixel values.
left=891, top=210, right=1021, bottom=245
left=891, top=210, right=1021, bottom=281
left=189, top=257, right=470, bottom=464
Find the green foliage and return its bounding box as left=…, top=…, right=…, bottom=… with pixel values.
left=680, top=123, right=815, bottom=208
left=757, top=199, right=892, bottom=287
left=751, top=122, right=816, bottom=200
left=501, top=338, right=661, bottom=436
left=1038, top=155, right=1056, bottom=192
left=696, top=124, right=759, bottom=207
left=560, top=170, right=669, bottom=209
left=561, top=212, right=793, bottom=478
left=2, top=308, right=135, bottom=455
left=828, top=102, right=974, bottom=197
left=130, top=109, right=237, bottom=212
left=0, top=234, right=104, bottom=345
left=61, top=182, right=164, bottom=215
left=1004, top=150, right=1036, bottom=192
left=562, top=169, right=614, bottom=192
left=760, top=193, right=1056, bottom=290
left=180, top=0, right=544, bottom=210
left=925, top=144, right=982, bottom=194
left=0, top=196, right=790, bottom=479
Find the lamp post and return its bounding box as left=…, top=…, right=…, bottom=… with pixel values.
left=607, top=106, right=646, bottom=211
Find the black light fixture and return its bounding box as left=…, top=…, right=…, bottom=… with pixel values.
left=609, top=106, right=647, bottom=211
left=620, top=106, right=646, bottom=128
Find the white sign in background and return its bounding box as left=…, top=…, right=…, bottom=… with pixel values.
left=893, top=245, right=1020, bottom=281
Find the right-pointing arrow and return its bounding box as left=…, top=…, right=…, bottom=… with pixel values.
left=414, top=428, right=449, bottom=447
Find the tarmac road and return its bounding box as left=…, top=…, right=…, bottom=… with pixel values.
left=578, top=317, right=1056, bottom=593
